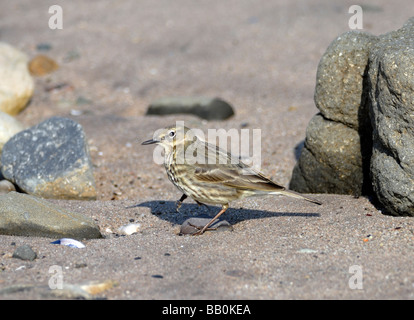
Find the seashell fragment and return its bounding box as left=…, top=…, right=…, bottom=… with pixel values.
left=117, top=223, right=142, bottom=235
left=51, top=238, right=86, bottom=248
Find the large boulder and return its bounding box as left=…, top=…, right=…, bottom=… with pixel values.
left=0, top=192, right=102, bottom=239
left=0, top=42, right=34, bottom=115
left=1, top=117, right=97, bottom=200
left=290, top=114, right=363, bottom=194
left=368, top=18, right=414, bottom=216
left=290, top=31, right=378, bottom=195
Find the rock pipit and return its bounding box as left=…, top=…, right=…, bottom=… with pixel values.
left=142, top=125, right=321, bottom=235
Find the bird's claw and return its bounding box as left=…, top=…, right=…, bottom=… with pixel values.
left=188, top=222, right=216, bottom=235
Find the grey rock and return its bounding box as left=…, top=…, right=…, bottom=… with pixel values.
left=290, top=114, right=363, bottom=194
left=147, top=96, right=234, bottom=120
left=368, top=18, right=414, bottom=216
left=0, top=192, right=102, bottom=239
left=291, top=18, right=414, bottom=216
left=1, top=117, right=97, bottom=200
left=180, top=215, right=233, bottom=235
left=12, top=245, right=37, bottom=261
left=314, top=31, right=379, bottom=130
left=290, top=31, right=378, bottom=196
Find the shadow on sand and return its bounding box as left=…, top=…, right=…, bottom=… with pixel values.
left=129, top=200, right=320, bottom=226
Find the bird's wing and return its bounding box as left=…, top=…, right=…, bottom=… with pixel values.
left=193, top=164, right=285, bottom=191
left=190, top=137, right=286, bottom=192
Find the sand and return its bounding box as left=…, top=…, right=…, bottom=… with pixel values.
left=1, top=0, right=413, bottom=299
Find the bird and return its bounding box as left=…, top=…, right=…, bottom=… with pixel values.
left=142, top=125, right=321, bottom=235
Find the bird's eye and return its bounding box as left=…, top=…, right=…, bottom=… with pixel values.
left=169, top=130, right=175, bottom=137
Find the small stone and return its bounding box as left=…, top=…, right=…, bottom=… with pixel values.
left=147, top=96, right=235, bottom=120
left=63, top=50, right=80, bottom=62
left=12, top=245, right=37, bottom=261
left=28, top=55, right=59, bottom=76
left=0, top=180, right=16, bottom=194
left=74, top=263, right=87, bottom=268
left=180, top=215, right=233, bottom=235
left=0, top=42, right=34, bottom=115
left=75, top=96, right=92, bottom=105
left=36, top=43, right=52, bottom=51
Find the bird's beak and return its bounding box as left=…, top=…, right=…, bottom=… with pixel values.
left=141, top=139, right=159, bottom=145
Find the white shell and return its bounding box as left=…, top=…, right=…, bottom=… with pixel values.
left=51, top=238, right=86, bottom=248
left=117, top=223, right=141, bottom=235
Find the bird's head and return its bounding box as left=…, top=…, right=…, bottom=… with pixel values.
left=142, top=125, right=196, bottom=152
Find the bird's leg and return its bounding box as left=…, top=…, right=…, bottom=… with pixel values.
left=192, top=204, right=229, bottom=236
left=176, top=194, right=187, bottom=212
left=195, top=200, right=210, bottom=213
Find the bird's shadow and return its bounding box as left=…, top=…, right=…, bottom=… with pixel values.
left=130, top=200, right=320, bottom=226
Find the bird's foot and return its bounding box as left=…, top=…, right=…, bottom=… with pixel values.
left=188, top=222, right=216, bottom=236
left=176, top=194, right=188, bottom=213
left=175, top=201, right=183, bottom=213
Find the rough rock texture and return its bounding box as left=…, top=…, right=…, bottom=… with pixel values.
left=314, top=31, right=379, bottom=130
left=291, top=18, right=414, bottom=217
left=290, top=31, right=378, bottom=195
left=147, top=96, right=235, bottom=120
left=12, top=245, right=37, bottom=261
left=0, top=192, right=102, bottom=239
left=0, top=42, right=34, bottom=115
left=368, top=18, right=414, bottom=216
left=1, top=117, right=97, bottom=200
left=290, top=114, right=363, bottom=194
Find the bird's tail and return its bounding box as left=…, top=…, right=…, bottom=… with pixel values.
left=276, top=189, right=322, bottom=205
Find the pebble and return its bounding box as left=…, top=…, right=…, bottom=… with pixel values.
left=0, top=180, right=16, bottom=194
left=179, top=215, right=233, bottom=235
left=36, top=43, right=52, bottom=51
left=28, top=54, right=59, bottom=76
left=147, top=96, right=235, bottom=120
left=12, top=245, right=37, bottom=261
left=63, top=50, right=80, bottom=62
